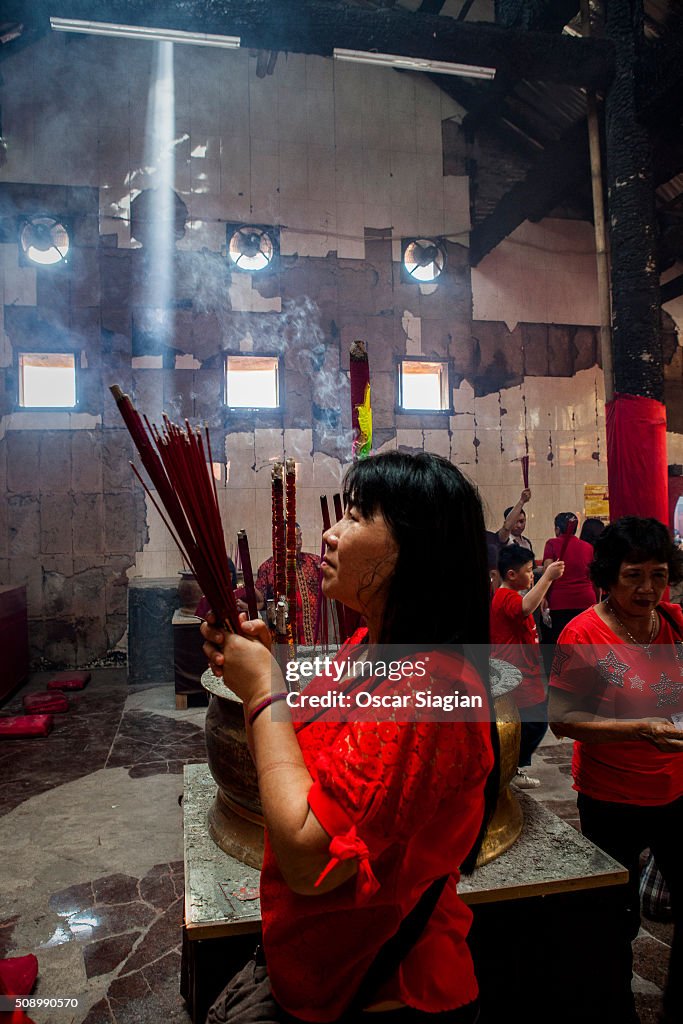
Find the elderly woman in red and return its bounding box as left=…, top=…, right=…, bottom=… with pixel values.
left=549, top=517, right=683, bottom=1024
left=201, top=451, right=496, bottom=1024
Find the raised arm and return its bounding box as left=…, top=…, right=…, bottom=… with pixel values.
left=201, top=616, right=356, bottom=895
left=521, top=559, right=563, bottom=616
left=497, top=488, right=531, bottom=544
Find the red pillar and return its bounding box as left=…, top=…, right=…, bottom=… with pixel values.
left=606, top=395, right=668, bottom=524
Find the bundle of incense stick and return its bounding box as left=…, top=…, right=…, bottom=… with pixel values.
left=237, top=530, right=258, bottom=621
left=110, top=386, right=241, bottom=633
left=285, top=459, right=297, bottom=644
left=271, top=462, right=295, bottom=651
left=272, top=463, right=286, bottom=605
left=558, top=516, right=578, bottom=559
left=521, top=455, right=529, bottom=489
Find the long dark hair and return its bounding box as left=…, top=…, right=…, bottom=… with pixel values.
left=342, top=451, right=498, bottom=871
left=343, top=451, right=490, bottom=646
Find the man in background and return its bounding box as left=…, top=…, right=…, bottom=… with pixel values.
left=255, top=524, right=320, bottom=645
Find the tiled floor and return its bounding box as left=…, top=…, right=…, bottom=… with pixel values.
left=0, top=670, right=674, bottom=1024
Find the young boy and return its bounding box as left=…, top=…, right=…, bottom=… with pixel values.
left=491, top=544, right=564, bottom=789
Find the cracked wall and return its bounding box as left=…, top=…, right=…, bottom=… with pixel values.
left=1, top=35, right=678, bottom=667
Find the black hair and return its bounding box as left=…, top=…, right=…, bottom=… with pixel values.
left=555, top=511, right=578, bottom=534
left=579, top=517, right=606, bottom=547
left=503, top=505, right=525, bottom=521
left=342, top=451, right=498, bottom=873
left=343, top=451, right=490, bottom=646
left=590, top=516, right=683, bottom=590
left=498, top=544, right=535, bottom=577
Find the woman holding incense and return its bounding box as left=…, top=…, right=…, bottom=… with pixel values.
left=541, top=511, right=596, bottom=646
left=201, top=451, right=496, bottom=1024
left=549, top=517, right=683, bottom=1024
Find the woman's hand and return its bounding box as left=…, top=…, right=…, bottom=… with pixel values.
left=200, top=612, right=279, bottom=715
left=638, top=718, right=683, bottom=753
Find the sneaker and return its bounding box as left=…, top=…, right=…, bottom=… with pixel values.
left=512, top=768, right=541, bottom=789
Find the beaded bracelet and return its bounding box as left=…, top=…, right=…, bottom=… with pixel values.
left=248, top=691, right=289, bottom=727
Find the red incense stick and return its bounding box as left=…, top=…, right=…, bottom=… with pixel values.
left=237, top=530, right=259, bottom=621
left=521, top=455, right=529, bottom=489
left=327, top=494, right=348, bottom=641
left=333, top=493, right=344, bottom=524
left=285, top=459, right=298, bottom=646
left=110, top=385, right=241, bottom=633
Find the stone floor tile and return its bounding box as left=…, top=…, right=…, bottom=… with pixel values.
left=83, top=932, right=142, bottom=979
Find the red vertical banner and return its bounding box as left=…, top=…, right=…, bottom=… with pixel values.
left=350, top=339, right=371, bottom=460
left=606, top=394, right=668, bottom=524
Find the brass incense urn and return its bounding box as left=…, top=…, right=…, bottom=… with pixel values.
left=475, top=658, right=524, bottom=866
left=202, top=657, right=524, bottom=871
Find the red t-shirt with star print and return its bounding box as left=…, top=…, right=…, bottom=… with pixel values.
left=550, top=602, right=683, bottom=805
left=259, top=630, right=494, bottom=1022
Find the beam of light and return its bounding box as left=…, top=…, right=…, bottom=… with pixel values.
left=143, top=41, right=176, bottom=347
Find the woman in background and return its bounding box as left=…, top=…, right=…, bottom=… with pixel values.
left=549, top=517, right=683, bottom=1024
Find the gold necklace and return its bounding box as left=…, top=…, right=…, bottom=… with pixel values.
left=606, top=599, right=657, bottom=650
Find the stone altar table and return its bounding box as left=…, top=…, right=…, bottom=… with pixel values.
left=182, top=764, right=629, bottom=1024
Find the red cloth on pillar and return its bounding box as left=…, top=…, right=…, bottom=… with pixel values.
left=606, top=394, right=668, bottom=524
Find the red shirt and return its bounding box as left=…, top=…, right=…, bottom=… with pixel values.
left=550, top=603, right=683, bottom=805
left=490, top=587, right=545, bottom=707
left=260, top=632, right=494, bottom=1021
left=542, top=536, right=595, bottom=611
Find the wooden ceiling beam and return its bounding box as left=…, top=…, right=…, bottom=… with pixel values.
left=495, top=0, right=580, bottom=34
left=469, top=117, right=589, bottom=266
left=660, top=221, right=683, bottom=271
left=417, top=0, right=446, bottom=13
left=38, top=0, right=613, bottom=87
left=662, top=273, right=683, bottom=305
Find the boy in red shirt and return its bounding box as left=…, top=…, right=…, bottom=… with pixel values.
left=491, top=545, right=564, bottom=788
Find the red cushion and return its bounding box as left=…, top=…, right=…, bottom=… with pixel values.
left=0, top=953, right=39, bottom=995
left=0, top=715, right=53, bottom=738
left=23, top=693, right=69, bottom=714
left=47, top=670, right=91, bottom=691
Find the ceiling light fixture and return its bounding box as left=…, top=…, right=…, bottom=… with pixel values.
left=50, top=18, right=241, bottom=49
left=333, top=47, right=495, bottom=80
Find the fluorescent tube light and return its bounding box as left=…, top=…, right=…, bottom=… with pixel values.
left=333, top=48, right=495, bottom=80
left=50, top=18, right=240, bottom=49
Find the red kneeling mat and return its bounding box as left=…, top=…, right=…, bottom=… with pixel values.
left=0, top=953, right=39, bottom=1024
left=47, top=670, right=91, bottom=691
left=0, top=715, right=53, bottom=738
left=22, top=692, right=69, bottom=714
left=0, top=953, right=39, bottom=996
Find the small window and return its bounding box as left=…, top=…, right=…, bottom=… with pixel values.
left=225, top=355, right=280, bottom=409
left=19, top=353, right=76, bottom=408
left=399, top=360, right=449, bottom=411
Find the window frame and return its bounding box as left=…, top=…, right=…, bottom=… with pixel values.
left=223, top=352, right=283, bottom=412
left=396, top=357, right=452, bottom=415
left=16, top=350, right=79, bottom=411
